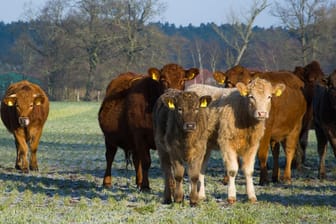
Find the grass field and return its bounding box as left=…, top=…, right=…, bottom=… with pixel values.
left=1, top=102, right=336, bottom=223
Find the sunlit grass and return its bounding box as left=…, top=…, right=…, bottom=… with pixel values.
left=1, top=102, right=336, bottom=223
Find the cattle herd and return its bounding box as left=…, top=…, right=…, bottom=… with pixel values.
left=1, top=61, right=335, bottom=206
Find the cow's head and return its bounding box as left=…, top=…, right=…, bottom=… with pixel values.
left=294, top=61, right=325, bottom=86
left=213, top=65, right=253, bottom=88
left=163, top=91, right=212, bottom=132
left=327, top=70, right=336, bottom=111
left=148, top=64, right=199, bottom=90
left=3, top=93, right=45, bottom=127
left=236, top=77, right=286, bottom=120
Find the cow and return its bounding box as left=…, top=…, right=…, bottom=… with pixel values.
left=188, top=78, right=286, bottom=203
left=1, top=80, right=49, bottom=172
left=213, top=66, right=306, bottom=185
left=313, top=70, right=336, bottom=179
left=292, top=61, right=325, bottom=167
left=98, top=63, right=199, bottom=190
left=153, top=89, right=212, bottom=205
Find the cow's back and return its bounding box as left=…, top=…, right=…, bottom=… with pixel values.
left=98, top=73, right=143, bottom=150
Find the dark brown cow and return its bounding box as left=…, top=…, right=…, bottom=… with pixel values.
left=292, top=61, right=325, bottom=166
left=98, top=63, right=199, bottom=190
left=1, top=80, right=49, bottom=172
left=214, top=66, right=306, bottom=185
left=313, top=70, right=336, bottom=179
left=153, top=89, right=211, bottom=205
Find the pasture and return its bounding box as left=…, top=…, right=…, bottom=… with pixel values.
left=1, top=102, right=336, bottom=223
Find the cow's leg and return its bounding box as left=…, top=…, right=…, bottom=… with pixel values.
left=222, top=148, right=238, bottom=204
left=103, top=138, right=118, bottom=188
left=188, top=155, right=204, bottom=206
left=315, top=130, right=328, bottom=179
left=14, top=131, right=29, bottom=173
left=242, top=147, right=258, bottom=203
left=158, top=149, right=174, bottom=204
left=315, top=125, right=328, bottom=179
left=140, top=147, right=151, bottom=191
left=131, top=151, right=143, bottom=190
left=258, top=134, right=271, bottom=185
left=173, top=161, right=185, bottom=203
left=283, top=128, right=301, bottom=184
left=199, top=148, right=211, bottom=200
left=29, top=127, right=42, bottom=171
left=271, top=141, right=281, bottom=183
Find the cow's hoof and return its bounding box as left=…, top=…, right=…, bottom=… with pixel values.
left=140, top=186, right=151, bottom=192
left=227, top=197, right=236, bottom=204
left=30, top=166, right=39, bottom=171
left=163, top=198, right=172, bottom=204
left=103, top=177, right=112, bottom=188
left=249, top=197, right=257, bottom=204
left=22, top=168, right=29, bottom=173
left=190, top=201, right=198, bottom=207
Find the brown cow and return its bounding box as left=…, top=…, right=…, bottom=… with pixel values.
left=313, top=70, right=336, bottom=179
left=98, top=63, right=199, bottom=190
left=1, top=80, right=49, bottom=172
left=214, top=66, right=306, bottom=185
left=153, top=89, right=212, bottom=205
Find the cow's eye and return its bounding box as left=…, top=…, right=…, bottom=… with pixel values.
left=177, top=107, right=182, bottom=114
left=268, top=95, right=272, bottom=99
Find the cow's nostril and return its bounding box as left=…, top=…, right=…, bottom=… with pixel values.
left=183, top=122, right=196, bottom=131
left=18, top=117, right=30, bottom=127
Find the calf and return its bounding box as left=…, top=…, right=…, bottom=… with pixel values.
left=213, top=66, right=307, bottom=185
left=190, top=78, right=286, bottom=203
left=313, top=70, right=336, bottom=179
left=153, top=89, right=211, bottom=205
left=1, top=80, right=49, bottom=172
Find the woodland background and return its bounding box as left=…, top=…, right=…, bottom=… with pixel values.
left=0, top=0, right=336, bottom=101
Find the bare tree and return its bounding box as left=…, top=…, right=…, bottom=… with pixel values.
left=212, top=0, right=268, bottom=67
left=273, top=0, right=330, bottom=65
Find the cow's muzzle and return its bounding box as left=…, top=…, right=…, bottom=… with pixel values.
left=183, top=122, right=196, bottom=131
left=18, top=117, right=30, bottom=127
left=255, top=111, right=268, bottom=120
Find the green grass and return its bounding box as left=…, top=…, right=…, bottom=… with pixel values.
left=1, top=102, right=336, bottom=223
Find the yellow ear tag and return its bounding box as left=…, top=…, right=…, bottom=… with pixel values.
left=168, top=100, right=175, bottom=109
left=240, top=90, right=248, bottom=96
left=151, top=72, right=159, bottom=81
left=275, top=89, right=282, bottom=97
left=35, top=101, right=41, bottom=106
left=200, top=98, right=208, bottom=108
left=218, top=79, right=225, bottom=85
left=7, top=101, right=14, bottom=106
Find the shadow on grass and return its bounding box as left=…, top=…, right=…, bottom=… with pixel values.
left=258, top=190, right=336, bottom=207
left=0, top=168, right=161, bottom=202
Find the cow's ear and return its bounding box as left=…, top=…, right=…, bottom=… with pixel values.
left=33, top=94, right=44, bottom=106
left=163, top=97, right=176, bottom=110
left=213, top=71, right=226, bottom=85
left=3, top=94, right=17, bottom=106
left=184, top=68, right=199, bottom=81
left=199, top=95, right=212, bottom=108
left=148, top=68, right=160, bottom=81
left=273, top=83, right=286, bottom=97
left=236, top=82, right=248, bottom=96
